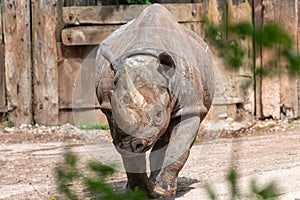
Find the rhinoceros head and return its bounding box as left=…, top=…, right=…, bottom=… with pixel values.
left=101, top=45, right=175, bottom=153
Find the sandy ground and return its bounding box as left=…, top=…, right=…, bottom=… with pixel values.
left=0, top=121, right=300, bottom=200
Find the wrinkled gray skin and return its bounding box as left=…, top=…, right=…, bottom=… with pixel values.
left=95, top=4, right=215, bottom=198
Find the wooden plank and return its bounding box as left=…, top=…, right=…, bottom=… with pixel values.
left=65, top=0, right=98, bottom=6
left=56, top=0, right=65, bottom=41
left=0, top=45, right=5, bottom=112
left=61, top=25, right=119, bottom=46
left=2, top=0, right=33, bottom=125
left=62, top=3, right=205, bottom=25
left=57, top=43, right=87, bottom=109
left=0, top=1, right=3, bottom=45
left=198, top=0, right=229, bottom=124
left=0, top=0, right=4, bottom=112
left=260, top=0, right=281, bottom=119
left=278, top=0, right=299, bottom=119
left=262, top=0, right=298, bottom=119
left=181, top=22, right=204, bottom=38
left=205, top=0, right=240, bottom=103
left=253, top=0, right=263, bottom=119
left=227, top=0, right=254, bottom=114
left=57, top=43, right=100, bottom=109
left=59, top=108, right=107, bottom=126
left=32, top=0, right=59, bottom=125
left=206, top=0, right=222, bottom=26
left=298, top=0, right=300, bottom=118
left=228, top=0, right=252, bottom=24
left=61, top=23, right=203, bottom=46
left=57, top=43, right=103, bottom=124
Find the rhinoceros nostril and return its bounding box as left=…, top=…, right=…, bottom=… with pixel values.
left=135, top=143, right=144, bottom=152
left=131, top=139, right=147, bottom=153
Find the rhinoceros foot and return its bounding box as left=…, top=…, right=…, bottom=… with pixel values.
left=148, top=173, right=177, bottom=198
left=125, top=172, right=148, bottom=193
left=150, top=185, right=176, bottom=198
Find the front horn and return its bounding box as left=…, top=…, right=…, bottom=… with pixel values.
left=124, top=64, right=147, bottom=108
left=111, top=92, right=138, bottom=134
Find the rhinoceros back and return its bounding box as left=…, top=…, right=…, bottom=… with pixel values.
left=96, top=4, right=215, bottom=112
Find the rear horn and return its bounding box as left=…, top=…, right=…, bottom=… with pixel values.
left=100, top=43, right=123, bottom=74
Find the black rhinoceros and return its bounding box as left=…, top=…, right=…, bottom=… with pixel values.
left=95, top=4, right=215, bottom=198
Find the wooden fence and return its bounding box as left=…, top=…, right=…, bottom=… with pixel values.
left=0, top=0, right=299, bottom=126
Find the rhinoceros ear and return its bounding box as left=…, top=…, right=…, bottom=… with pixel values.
left=157, top=52, right=176, bottom=79
left=100, top=43, right=122, bottom=73
left=158, top=52, right=175, bottom=68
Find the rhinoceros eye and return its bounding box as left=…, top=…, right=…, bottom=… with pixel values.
left=154, top=110, right=163, bottom=124
left=156, top=110, right=162, bottom=118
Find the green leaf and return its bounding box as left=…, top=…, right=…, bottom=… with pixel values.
left=78, top=122, right=110, bottom=130
left=65, top=150, right=77, bottom=168
left=88, top=161, right=115, bottom=178
left=205, top=184, right=217, bottom=200
left=229, top=22, right=253, bottom=37
left=255, top=23, right=293, bottom=50
left=227, top=168, right=240, bottom=199
left=250, top=180, right=280, bottom=199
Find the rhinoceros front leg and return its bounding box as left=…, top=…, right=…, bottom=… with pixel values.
left=148, top=115, right=200, bottom=198
left=121, top=153, right=148, bottom=192
left=107, top=114, right=149, bottom=192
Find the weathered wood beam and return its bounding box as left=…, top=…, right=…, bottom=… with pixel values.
left=0, top=1, right=5, bottom=114
left=2, top=0, right=33, bottom=125
left=0, top=44, right=5, bottom=111
left=0, top=1, right=3, bottom=46
left=228, top=0, right=254, bottom=114
left=277, top=0, right=299, bottom=119
left=61, top=21, right=205, bottom=46
left=62, top=3, right=205, bottom=25
left=62, top=25, right=119, bottom=45
left=57, top=43, right=102, bottom=124
left=262, top=0, right=298, bottom=119
left=0, top=107, right=7, bottom=113
left=57, top=44, right=100, bottom=109
left=253, top=0, right=263, bottom=119
left=298, top=0, right=300, bottom=117
left=32, top=0, right=59, bottom=125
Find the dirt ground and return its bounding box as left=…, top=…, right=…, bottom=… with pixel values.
left=0, top=120, right=300, bottom=200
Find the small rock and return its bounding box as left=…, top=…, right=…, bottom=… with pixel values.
left=231, top=122, right=244, bottom=131
left=226, top=117, right=234, bottom=122
left=4, top=127, right=14, bottom=132
left=218, top=113, right=227, bottom=119
left=19, top=124, right=28, bottom=129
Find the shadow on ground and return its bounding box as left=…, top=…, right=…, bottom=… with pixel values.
left=165, top=177, right=199, bottom=199
left=110, top=177, right=199, bottom=199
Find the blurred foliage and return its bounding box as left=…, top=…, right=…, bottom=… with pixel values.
left=77, top=122, right=110, bottom=130
left=125, top=0, right=152, bottom=4
left=103, top=0, right=152, bottom=5
left=4, top=120, right=14, bottom=128
left=0, top=121, right=14, bottom=133
left=203, top=17, right=300, bottom=77
left=206, top=168, right=280, bottom=200
left=55, top=150, right=149, bottom=200
left=56, top=151, right=281, bottom=200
